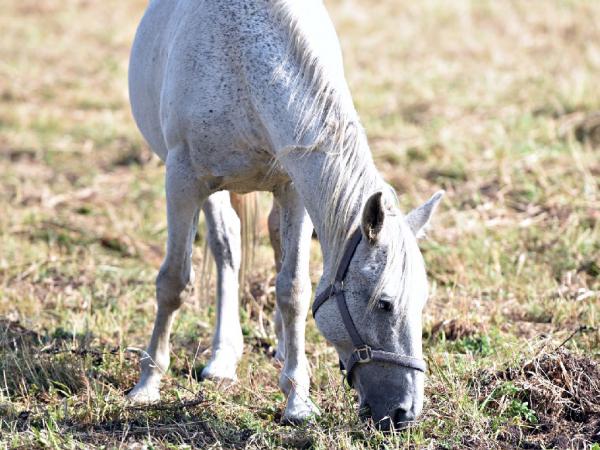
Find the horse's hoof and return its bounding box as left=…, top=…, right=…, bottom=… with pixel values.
left=200, top=369, right=237, bottom=387
left=200, top=355, right=238, bottom=386
left=127, top=384, right=161, bottom=404
left=282, top=397, right=320, bottom=425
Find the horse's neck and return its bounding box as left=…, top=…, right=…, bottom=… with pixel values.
left=279, top=141, right=383, bottom=274
left=244, top=0, right=383, bottom=270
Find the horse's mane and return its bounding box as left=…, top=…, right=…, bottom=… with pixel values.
left=270, top=1, right=421, bottom=311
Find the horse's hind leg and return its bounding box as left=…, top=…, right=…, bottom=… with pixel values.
left=128, top=149, right=207, bottom=404
left=273, top=183, right=317, bottom=423
left=267, top=199, right=286, bottom=362
left=201, top=191, right=243, bottom=383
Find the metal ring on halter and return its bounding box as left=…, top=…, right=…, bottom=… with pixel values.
left=353, top=345, right=372, bottom=363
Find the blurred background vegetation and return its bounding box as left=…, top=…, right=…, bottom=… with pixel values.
left=0, top=0, right=598, bottom=448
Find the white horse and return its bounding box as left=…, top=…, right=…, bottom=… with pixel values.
left=127, top=0, right=442, bottom=429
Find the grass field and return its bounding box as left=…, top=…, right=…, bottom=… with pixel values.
left=1, top=0, right=599, bottom=448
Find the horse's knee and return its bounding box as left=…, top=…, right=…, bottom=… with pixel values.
left=156, top=267, right=189, bottom=310
left=208, top=225, right=241, bottom=272
left=268, top=201, right=282, bottom=272
left=205, top=198, right=241, bottom=272
left=276, top=272, right=310, bottom=315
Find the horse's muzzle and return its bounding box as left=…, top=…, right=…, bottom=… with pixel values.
left=359, top=402, right=417, bottom=431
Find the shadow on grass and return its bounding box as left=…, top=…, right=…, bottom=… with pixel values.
left=0, top=319, right=319, bottom=448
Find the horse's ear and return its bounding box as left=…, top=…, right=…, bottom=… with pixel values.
left=406, top=190, right=444, bottom=239
left=361, top=191, right=385, bottom=245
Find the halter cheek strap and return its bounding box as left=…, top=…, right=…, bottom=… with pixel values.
left=312, top=228, right=426, bottom=386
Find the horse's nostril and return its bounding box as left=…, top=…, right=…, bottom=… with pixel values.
left=358, top=403, right=372, bottom=421
left=391, top=407, right=415, bottom=429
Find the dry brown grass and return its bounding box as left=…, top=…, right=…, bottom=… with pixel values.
left=0, top=0, right=599, bottom=448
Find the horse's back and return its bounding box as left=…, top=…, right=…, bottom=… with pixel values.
left=129, top=0, right=348, bottom=190
left=130, top=1, right=269, bottom=161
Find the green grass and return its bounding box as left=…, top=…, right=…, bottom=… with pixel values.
left=1, top=0, right=599, bottom=448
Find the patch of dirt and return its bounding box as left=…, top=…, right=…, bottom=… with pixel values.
left=0, top=146, right=39, bottom=162
left=428, top=318, right=485, bottom=341
left=401, top=101, right=433, bottom=125
left=0, top=318, right=44, bottom=347
left=478, top=349, right=600, bottom=449
left=505, top=321, right=554, bottom=340
left=574, top=112, right=600, bottom=148
left=109, top=143, right=153, bottom=168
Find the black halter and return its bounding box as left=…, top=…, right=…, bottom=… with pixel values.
left=312, top=228, right=426, bottom=386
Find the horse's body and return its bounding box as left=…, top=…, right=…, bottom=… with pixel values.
left=130, top=0, right=344, bottom=193
left=128, top=0, right=442, bottom=427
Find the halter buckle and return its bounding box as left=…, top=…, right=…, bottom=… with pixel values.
left=353, top=345, right=372, bottom=363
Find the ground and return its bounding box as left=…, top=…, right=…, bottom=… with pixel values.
left=0, top=0, right=599, bottom=448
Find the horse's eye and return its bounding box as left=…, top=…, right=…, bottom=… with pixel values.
left=377, top=299, right=393, bottom=312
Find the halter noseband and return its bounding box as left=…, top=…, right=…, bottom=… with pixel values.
left=312, top=228, right=426, bottom=386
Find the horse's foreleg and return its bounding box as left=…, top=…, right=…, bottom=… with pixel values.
left=201, top=191, right=243, bottom=383
left=267, top=199, right=286, bottom=362
left=128, top=150, right=206, bottom=404
left=273, top=184, right=317, bottom=423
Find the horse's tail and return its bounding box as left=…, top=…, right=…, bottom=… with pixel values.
left=230, top=192, right=259, bottom=290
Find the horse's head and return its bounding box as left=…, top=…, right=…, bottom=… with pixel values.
left=314, top=190, right=443, bottom=430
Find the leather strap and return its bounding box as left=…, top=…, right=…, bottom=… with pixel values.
left=344, top=350, right=426, bottom=384
left=334, top=229, right=363, bottom=281
left=335, top=290, right=365, bottom=348
left=312, top=228, right=362, bottom=318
